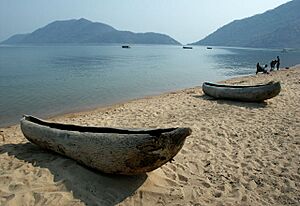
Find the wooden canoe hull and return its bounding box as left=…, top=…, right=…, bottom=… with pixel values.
left=20, top=115, right=192, bottom=175
left=202, top=81, right=281, bottom=102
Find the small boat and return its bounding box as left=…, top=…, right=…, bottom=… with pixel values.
left=206, top=47, right=212, bottom=49
left=202, top=81, right=281, bottom=102
left=122, top=45, right=130, bottom=48
left=183, top=46, right=193, bottom=49
left=20, top=115, right=192, bottom=175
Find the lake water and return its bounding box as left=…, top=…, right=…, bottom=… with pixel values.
left=0, top=45, right=299, bottom=127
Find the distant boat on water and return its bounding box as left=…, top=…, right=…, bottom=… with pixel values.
left=206, top=47, right=212, bottom=49
left=122, top=45, right=130, bottom=48
left=183, top=46, right=192, bottom=49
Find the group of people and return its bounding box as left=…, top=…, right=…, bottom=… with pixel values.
left=256, top=56, right=280, bottom=74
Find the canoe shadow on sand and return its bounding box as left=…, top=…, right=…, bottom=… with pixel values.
left=193, top=94, right=268, bottom=108
left=0, top=143, right=147, bottom=205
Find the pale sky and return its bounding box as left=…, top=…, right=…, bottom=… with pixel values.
left=0, top=0, right=291, bottom=44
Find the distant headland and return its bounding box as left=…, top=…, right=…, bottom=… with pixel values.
left=1, top=18, right=181, bottom=45
left=191, top=0, right=300, bottom=49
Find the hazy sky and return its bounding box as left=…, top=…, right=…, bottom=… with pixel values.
left=0, top=0, right=291, bottom=44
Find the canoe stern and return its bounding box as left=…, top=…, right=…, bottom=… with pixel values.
left=123, top=127, right=192, bottom=174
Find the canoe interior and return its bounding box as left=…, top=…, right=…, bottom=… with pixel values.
left=204, top=81, right=277, bottom=88
left=23, top=115, right=176, bottom=135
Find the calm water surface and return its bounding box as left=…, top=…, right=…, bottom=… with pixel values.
left=0, top=45, right=299, bottom=126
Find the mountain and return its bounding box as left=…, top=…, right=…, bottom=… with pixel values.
left=192, top=0, right=300, bottom=49
left=1, top=18, right=181, bottom=45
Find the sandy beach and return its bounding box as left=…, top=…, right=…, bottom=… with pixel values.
left=0, top=65, right=299, bottom=206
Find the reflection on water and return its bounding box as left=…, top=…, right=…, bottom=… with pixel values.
left=0, top=45, right=299, bottom=126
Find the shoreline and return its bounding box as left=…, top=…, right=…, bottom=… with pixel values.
left=0, top=69, right=269, bottom=129
left=0, top=65, right=299, bottom=205
left=49, top=65, right=300, bottom=127
left=0, top=86, right=199, bottom=129
left=0, top=75, right=238, bottom=129
left=6, top=66, right=292, bottom=128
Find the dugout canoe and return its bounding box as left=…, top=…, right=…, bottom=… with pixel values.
left=202, top=81, right=281, bottom=102
left=20, top=115, right=192, bottom=175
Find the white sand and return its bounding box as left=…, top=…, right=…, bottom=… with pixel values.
left=0, top=65, right=299, bottom=205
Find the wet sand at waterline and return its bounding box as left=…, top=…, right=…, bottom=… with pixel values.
left=0, top=65, right=299, bottom=205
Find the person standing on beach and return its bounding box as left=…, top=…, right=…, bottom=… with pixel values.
left=276, top=56, right=280, bottom=70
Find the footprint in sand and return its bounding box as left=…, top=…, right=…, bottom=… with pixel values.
left=202, top=182, right=211, bottom=188
left=8, top=182, right=26, bottom=192
left=214, top=191, right=222, bottom=198
left=177, top=174, right=189, bottom=183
